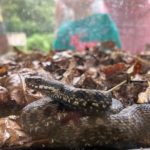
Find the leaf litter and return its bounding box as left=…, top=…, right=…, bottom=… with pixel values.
left=0, top=45, right=150, bottom=148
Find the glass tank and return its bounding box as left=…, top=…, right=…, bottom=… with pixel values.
left=0, top=0, right=150, bottom=149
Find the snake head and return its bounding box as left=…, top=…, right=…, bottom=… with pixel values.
left=25, top=77, right=45, bottom=89
left=25, top=77, right=63, bottom=93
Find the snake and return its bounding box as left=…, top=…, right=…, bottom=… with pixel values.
left=20, top=77, right=150, bottom=148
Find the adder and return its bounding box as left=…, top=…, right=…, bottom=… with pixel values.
left=20, top=77, right=150, bottom=148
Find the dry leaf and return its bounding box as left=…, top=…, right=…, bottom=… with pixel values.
left=4, top=74, right=26, bottom=105
left=0, top=116, right=29, bottom=148
left=101, top=63, right=126, bottom=76
left=137, top=81, right=150, bottom=103
left=0, top=86, right=9, bottom=103
left=0, top=65, right=8, bottom=76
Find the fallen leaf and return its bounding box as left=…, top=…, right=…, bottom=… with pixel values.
left=4, top=74, right=26, bottom=105
left=101, top=63, right=126, bottom=76
left=0, top=65, right=8, bottom=76
left=0, top=86, right=9, bottom=103
left=137, top=81, right=150, bottom=104
left=0, top=116, right=29, bottom=148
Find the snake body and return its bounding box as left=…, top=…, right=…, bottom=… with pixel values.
left=20, top=77, right=150, bottom=148
left=24, top=77, right=114, bottom=114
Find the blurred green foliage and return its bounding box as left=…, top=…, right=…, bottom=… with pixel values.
left=27, top=33, right=54, bottom=51
left=0, top=0, right=55, bottom=51
left=0, top=0, right=55, bottom=36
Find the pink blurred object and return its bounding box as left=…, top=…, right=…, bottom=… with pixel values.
left=107, top=0, right=150, bottom=53
left=70, top=35, right=97, bottom=52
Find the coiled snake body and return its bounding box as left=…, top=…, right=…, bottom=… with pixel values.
left=20, top=77, right=150, bottom=148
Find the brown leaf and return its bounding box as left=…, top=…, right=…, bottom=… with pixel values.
left=62, top=59, right=78, bottom=85
left=101, top=63, right=126, bottom=76
left=0, top=65, right=8, bottom=76
left=0, top=86, right=9, bottom=103
left=4, top=74, right=26, bottom=105
left=75, top=74, right=103, bottom=90
left=137, top=81, right=150, bottom=104
left=0, top=116, right=29, bottom=148
left=133, top=61, right=142, bottom=75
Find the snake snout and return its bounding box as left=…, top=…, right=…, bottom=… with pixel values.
left=25, top=77, right=43, bottom=87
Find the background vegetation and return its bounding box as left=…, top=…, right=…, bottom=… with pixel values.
left=0, top=0, right=55, bottom=51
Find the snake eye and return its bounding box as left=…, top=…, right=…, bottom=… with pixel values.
left=36, top=78, right=42, bottom=83
left=75, top=90, right=86, bottom=99
left=25, top=77, right=30, bottom=83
